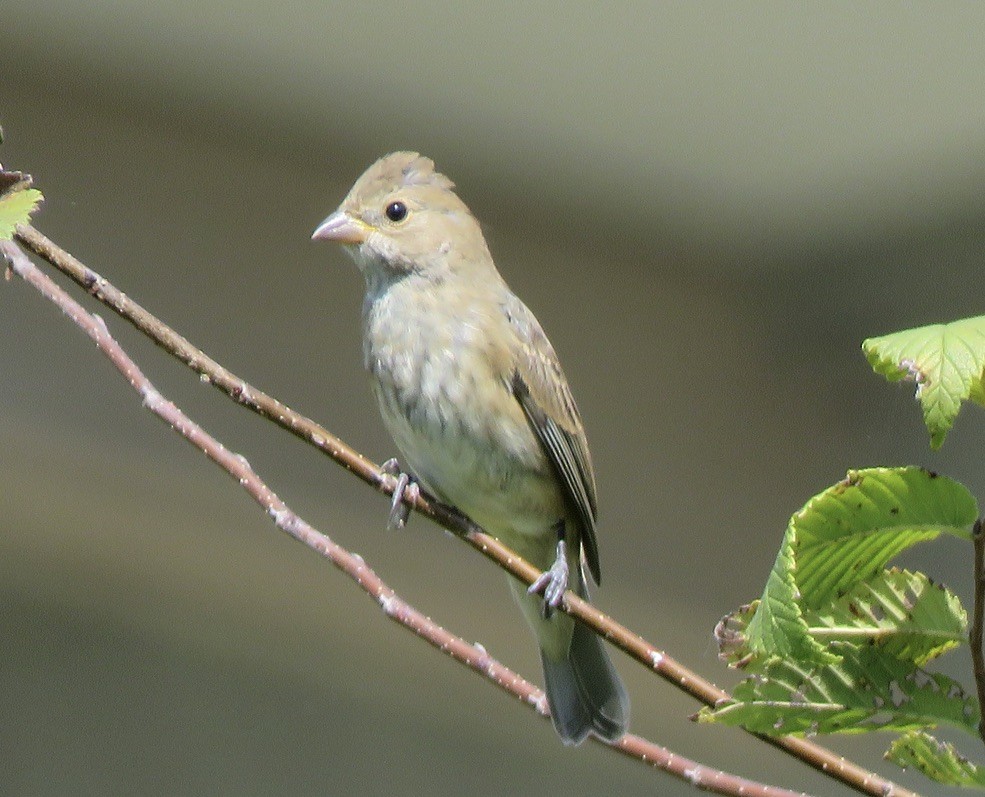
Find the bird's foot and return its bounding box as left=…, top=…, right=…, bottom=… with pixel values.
left=528, top=539, right=569, bottom=618
left=381, top=458, right=420, bottom=530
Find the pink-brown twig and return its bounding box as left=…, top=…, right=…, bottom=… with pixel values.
left=7, top=225, right=923, bottom=797
left=3, top=237, right=817, bottom=797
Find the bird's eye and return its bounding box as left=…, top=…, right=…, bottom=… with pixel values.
left=385, top=201, right=408, bottom=222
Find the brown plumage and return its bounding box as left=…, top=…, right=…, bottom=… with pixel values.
left=313, top=152, right=628, bottom=744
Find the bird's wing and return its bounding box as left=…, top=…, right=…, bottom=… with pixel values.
left=503, top=294, right=601, bottom=584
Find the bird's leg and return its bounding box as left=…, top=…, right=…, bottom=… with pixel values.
left=528, top=520, right=569, bottom=618
left=381, top=458, right=420, bottom=530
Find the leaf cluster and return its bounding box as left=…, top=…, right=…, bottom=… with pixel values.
left=703, top=319, right=985, bottom=788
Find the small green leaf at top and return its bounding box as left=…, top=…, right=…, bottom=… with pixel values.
left=864, top=317, right=985, bottom=449
left=0, top=168, right=42, bottom=240
left=887, top=731, right=985, bottom=788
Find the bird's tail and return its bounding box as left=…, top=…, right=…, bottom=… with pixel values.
left=540, top=613, right=630, bottom=745
left=512, top=575, right=630, bottom=745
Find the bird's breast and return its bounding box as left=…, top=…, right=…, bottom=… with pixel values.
left=362, top=280, right=563, bottom=535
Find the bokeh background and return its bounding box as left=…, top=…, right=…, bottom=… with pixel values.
left=3, top=4, right=985, bottom=795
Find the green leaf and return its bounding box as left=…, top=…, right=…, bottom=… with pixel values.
left=811, top=568, right=966, bottom=666
left=864, top=317, right=985, bottom=449
left=739, top=526, right=836, bottom=667
left=699, top=643, right=980, bottom=736
left=794, top=468, right=976, bottom=605
left=723, top=468, right=976, bottom=668
left=0, top=169, right=42, bottom=240
left=887, top=730, right=985, bottom=788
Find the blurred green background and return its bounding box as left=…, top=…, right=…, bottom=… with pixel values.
left=3, top=4, right=985, bottom=795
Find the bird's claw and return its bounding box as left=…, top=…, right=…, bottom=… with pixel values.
left=528, top=539, right=569, bottom=618
left=382, top=458, right=419, bottom=530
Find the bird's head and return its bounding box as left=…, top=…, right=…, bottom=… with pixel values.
left=312, top=152, right=491, bottom=284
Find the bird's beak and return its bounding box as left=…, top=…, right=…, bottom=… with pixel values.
left=311, top=211, right=372, bottom=244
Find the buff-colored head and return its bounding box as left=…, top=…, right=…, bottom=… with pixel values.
left=312, top=152, right=492, bottom=281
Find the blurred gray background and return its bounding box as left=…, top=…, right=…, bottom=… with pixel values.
left=3, top=3, right=985, bottom=795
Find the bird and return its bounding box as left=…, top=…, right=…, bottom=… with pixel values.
left=311, top=152, right=629, bottom=744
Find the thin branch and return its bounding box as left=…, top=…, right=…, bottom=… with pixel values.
left=10, top=224, right=923, bottom=797
left=972, top=518, right=985, bottom=747
left=3, top=238, right=810, bottom=797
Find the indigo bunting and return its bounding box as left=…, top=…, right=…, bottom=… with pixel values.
left=312, top=152, right=629, bottom=744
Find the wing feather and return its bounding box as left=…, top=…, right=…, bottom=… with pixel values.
left=504, top=295, right=601, bottom=584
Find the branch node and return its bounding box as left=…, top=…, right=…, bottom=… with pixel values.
left=267, top=505, right=291, bottom=527
left=140, top=384, right=164, bottom=411
left=81, top=267, right=100, bottom=292
left=379, top=590, right=400, bottom=617
left=90, top=312, right=107, bottom=334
